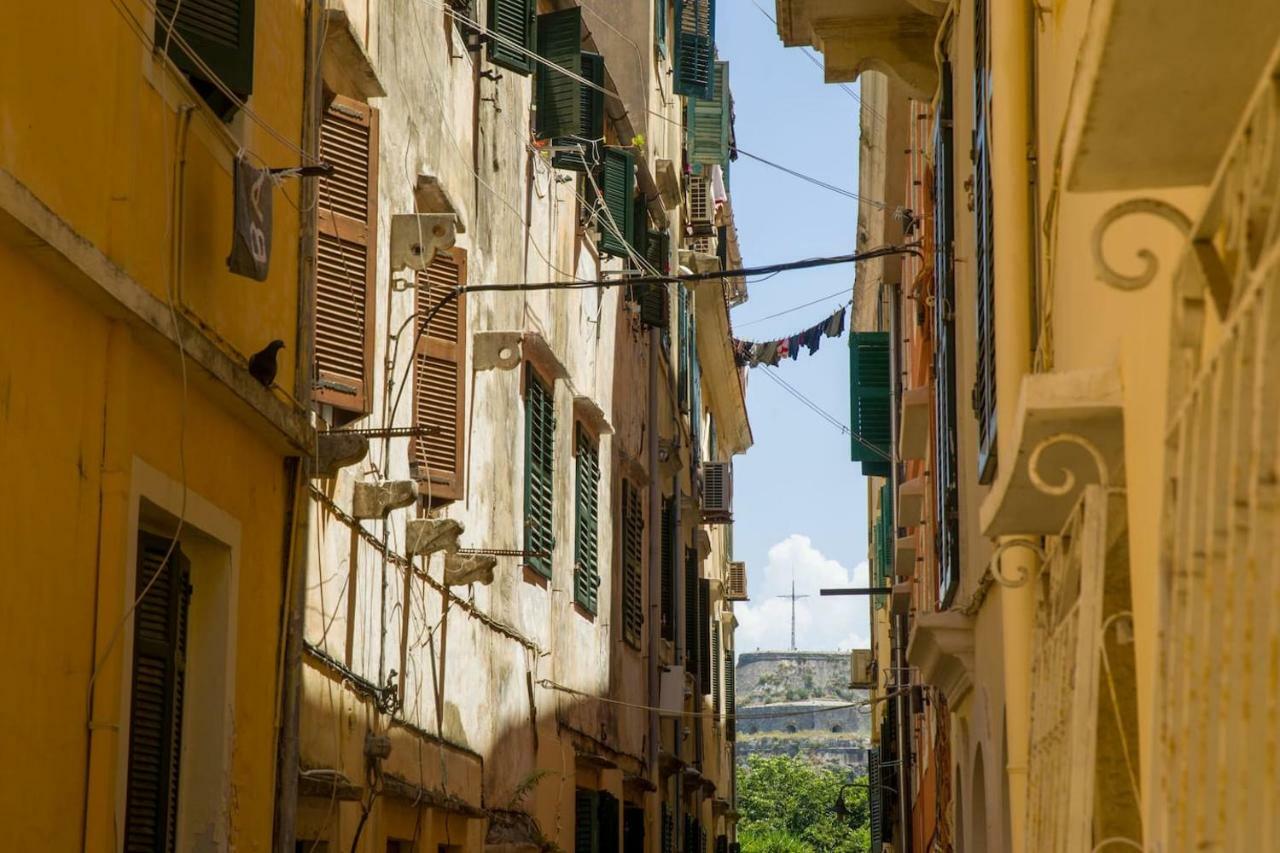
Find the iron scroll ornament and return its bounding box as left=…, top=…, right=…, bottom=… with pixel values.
left=1091, top=198, right=1192, bottom=291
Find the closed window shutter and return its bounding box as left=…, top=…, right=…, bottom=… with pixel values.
left=487, top=0, right=536, bottom=74
left=124, top=532, right=192, bottom=853
left=678, top=286, right=690, bottom=413
left=711, top=620, right=720, bottom=713
left=849, top=332, right=891, bottom=477
left=597, top=148, right=636, bottom=257
left=686, top=61, right=730, bottom=165
left=869, top=749, right=883, bottom=851
left=597, top=791, right=620, bottom=853
left=673, top=0, right=714, bottom=99
left=725, top=646, right=735, bottom=740
left=684, top=547, right=699, bottom=674
left=661, top=804, right=674, bottom=853
left=623, top=804, right=645, bottom=853
left=574, top=425, right=601, bottom=612
left=535, top=9, right=582, bottom=140
left=154, top=0, right=255, bottom=111
left=934, top=61, right=961, bottom=607
left=314, top=98, right=378, bottom=414
left=552, top=52, right=605, bottom=172
left=412, top=249, right=467, bottom=502
left=621, top=480, right=645, bottom=648
left=524, top=370, right=556, bottom=578
left=972, top=0, right=997, bottom=484
left=698, top=578, right=711, bottom=695
left=660, top=496, right=675, bottom=640
left=574, top=788, right=597, bottom=853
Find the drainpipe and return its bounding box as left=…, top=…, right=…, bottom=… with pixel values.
left=647, top=325, right=662, bottom=797
left=990, top=0, right=1036, bottom=849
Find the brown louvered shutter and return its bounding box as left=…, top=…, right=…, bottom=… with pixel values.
left=124, top=532, right=191, bottom=853
left=412, top=248, right=467, bottom=502
left=314, top=97, right=378, bottom=415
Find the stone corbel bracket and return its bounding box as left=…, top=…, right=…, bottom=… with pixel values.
left=406, top=518, right=465, bottom=556
left=443, top=553, right=497, bottom=586
left=389, top=214, right=458, bottom=273
left=473, top=330, right=572, bottom=381
left=352, top=480, right=418, bottom=519
left=907, top=610, right=976, bottom=706
left=573, top=395, right=614, bottom=436
left=315, top=431, right=369, bottom=477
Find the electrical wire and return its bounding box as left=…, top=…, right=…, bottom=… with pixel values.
left=735, top=149, right=884, bottom=208
left=759, top=367, right=850, bottom=436
left=734, top=288, right=852, bottom=328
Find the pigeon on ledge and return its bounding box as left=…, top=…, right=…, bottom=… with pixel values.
left=248, top=340, right=285, bottom=387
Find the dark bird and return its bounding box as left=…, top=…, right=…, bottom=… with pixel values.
left=248, top=339, right=285, bottom=387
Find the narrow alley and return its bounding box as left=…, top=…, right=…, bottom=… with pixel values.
left=1, top=1, right=1278, bottom=852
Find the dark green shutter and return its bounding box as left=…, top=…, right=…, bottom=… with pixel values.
left=677, top=286, right=690, bottom=413
left=574, top=425, right=601, bottom=612
left=553, top=52, right=605, bottom=172
left=684, top=547, right=699, bottom=673
left=154, top=0, right=256, bottom=115
left=124, top=532, right=192, bottom=853
left=660, top=496, right=675, bottom=641
left=711, top=621, right=720, bottom=714
left=621, top=481, right=645, bottom=648
left=487, top=0, right=536, bottom=74
left=725, top=646, right=735, bottom=740
left=598, top=148, right=636, bottom=257
left=624, top=804, right=645, bottom=853
left=597, top=791, right=620, bottom=853
left=575, top=788, right=598, bottom=853
left=698, top=578, right=711, bottom=696
left=655, top=0, right=668, bottom=57
left=686, top=61, right=729, bottom=165
left=850, top=332, right=892, bottom=477
left=973, top=0, right=997, bottom=484
left=535, top=9, right=582, bottom=140
left=934, top=60, right=960, bottom=607
left=673, top=0, right=714, bottom=99
left=869, top=750, right=883, bottom=853
left=661, top=804, right=674, bottom=853
left=524, top=370, right=556, bottom=578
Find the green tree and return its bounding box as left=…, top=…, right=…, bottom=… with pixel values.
left=737, top=754, right=870, bottom=853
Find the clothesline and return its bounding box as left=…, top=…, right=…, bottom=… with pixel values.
left=733, top=305, right=848, bottom=368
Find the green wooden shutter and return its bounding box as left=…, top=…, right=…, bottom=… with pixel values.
left=869, top=750, right=883, bottom=852
left=660, top=496, right=675, bottom=641
left=524, top=370, right=556, bottom=578
left=684, top=547, right=699, bottom=673
left=850, top=331, right=892, bottom=477
left=972, top=0, right=997, bottom=484
left=575, top=788, right=598, bottom=853
left=553, top=52, right=605, bottom=172
left=725, top=646, right=735, bottom=740
left=597, top=791, right=620, bottom=853
left=535, top=9, right=581, bottom=140
left=655, top=0, right=668, bottom=57
left=487, top=0, right=536, bottom=75
left=934, top=60, right=961, bottom=608
left=686, top=61, right=729, bottom=165
left=598, top=148, right=636, bottom=257
left=698, top=578, right=711, bottom=695
left=711, top=621, right=721, bottom=714
left=124, top=532, right=192, bottom=853
left=677, top=285, right=691, bottom=413
left=155, top=0, right=255, bottom=114
left=661, top=804, right=674, bottom=853
left=673, top=0, right=714, bottom=99
left=574, top=425, right=601, bottom=612
left=621, top=480, right=645, bottom=648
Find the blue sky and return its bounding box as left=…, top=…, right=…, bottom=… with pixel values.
left=717, top=5, right=872, bottom=654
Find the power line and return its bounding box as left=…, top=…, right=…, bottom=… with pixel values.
left=735, top=149, right=886, bottom=208
left=734, top=287, right=852, bottom=328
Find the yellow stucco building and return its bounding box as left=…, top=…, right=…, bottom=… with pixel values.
left=0, top=0, right=315, bottom=849
left=779, top=0, right=1280, bottom=850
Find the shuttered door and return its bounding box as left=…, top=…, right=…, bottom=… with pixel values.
left=535, top=9, right=581, bottom=140
left=849, top=332, right=892, bottom=477
left=725, top=646, right=735, bottom=740
left=698, top=579, right=711, bottom=695
left=315, top=98, right=378, bottom=414
left=686, top=61, right=729, bottom=165
left=660, top=496, right=675, bottom=641
left=684, top=547, right=699, bottom=674
left=524, top=369, right=556, bottom=577
left=711, top=620, right=720, bottom=714
left=677, top=285, right=690, bottom=413
left=934, top=61, right=961, bottom=607
left=673, top=0, right=714, bottom=99
left=553, top=52, right=605, bottom=172
left=575, top=788, right=597, bottom=853
left=487, top=0, right=536, bottom=74
left=597, top=791, right=620, bottom=853
left=574, top=425, right=601, bottom=612
left=413, top=248, right=467, bottom=502
left=124, top=532, right=192, bottom=853
left=621, top=480, right=645, bottom=648
left=598, top=148, right=636, bottom=257
left=154, top=0, right=255, bottom=107
left=869, top=750, right=883, bottom=852
left=972, top=0, right=997, bottom=484
left=623, top=804, right=645, bottom=853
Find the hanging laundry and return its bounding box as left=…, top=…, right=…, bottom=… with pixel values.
left=732, top=301, right=851, bottom=369
left=824, top=306, right=846, bottom=338
left=776, top=338, right=791, bottom=361
left=802, top=324, right=823, bottom=355
left=758, top=340, right=782, bottom=366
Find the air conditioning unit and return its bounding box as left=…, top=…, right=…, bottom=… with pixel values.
left=726, top=562, right=748, bottom=601
left=701, top=461, right=732, bottom=523
left=850, top=649, right=874, bottom=690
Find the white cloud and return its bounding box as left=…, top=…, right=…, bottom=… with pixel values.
left=733, top=534, right=871, bottom=654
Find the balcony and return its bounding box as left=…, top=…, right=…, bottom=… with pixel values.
left=774, top=0, right=945, bottom=98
